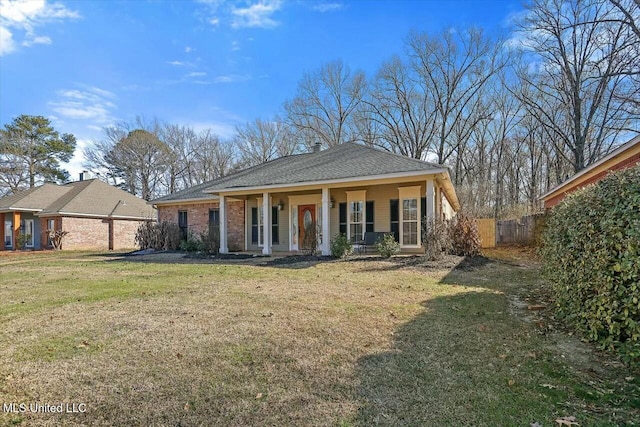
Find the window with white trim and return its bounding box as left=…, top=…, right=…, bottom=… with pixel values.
left=22, top=219, right=34, bottom=247
left=398, top=186, right=421, bottom=247
left=4, top=220, right=13, bottom=247
left=402, top=199, right=418, bottom=245
left=346, top=190, right=366, bottom=243
left=47, top=219, right=55, bottom=246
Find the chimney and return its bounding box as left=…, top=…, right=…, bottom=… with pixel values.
left=312, top=142, right=322, bottom=153
left=79, top=170, right=90, bottom=181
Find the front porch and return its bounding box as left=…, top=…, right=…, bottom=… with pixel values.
left=216, top=176, right=455, bottom=256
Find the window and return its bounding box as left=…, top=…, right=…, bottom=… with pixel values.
left=4, top=220, right=13, bottom=247
left=22, top=219, right=34, bottom=248
left=366, top=201, right=374, bottom=233
left=402, top=199, right=418, bottom=245
left=47, top=219, right=55, bottom=246
left=349, top=201, right=364, bottom=243
left=346, top=190, right=366, bottom=243
left=339, top=203, right=347, bottom=235
left=209, top=209, right=220, bottom=231
left=398, top=186, right=421, bottom=247
left=178, top=211, right=188, bottom=241
left=251, top=205, right=277, bottom=246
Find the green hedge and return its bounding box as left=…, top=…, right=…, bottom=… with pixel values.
left=541, top=165, right=640, bottom=362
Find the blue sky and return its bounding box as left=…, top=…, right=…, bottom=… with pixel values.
left=0, top=0, right=523, bottom=176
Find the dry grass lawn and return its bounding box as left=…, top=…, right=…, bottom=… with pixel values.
left=0, top=249, right=638, bottom=426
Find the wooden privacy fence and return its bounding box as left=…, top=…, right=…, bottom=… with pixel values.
left=496, top=214, right=542, bottom=245
left=476, top=218, right=496, bottom=248
left=476, top=214, right=544, bottom=247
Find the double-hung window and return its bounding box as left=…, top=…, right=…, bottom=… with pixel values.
left=47, top=219, right=55, bottom=246
left=4, top=219, right=13, bottom=248
left=398, top=186, right=421, bottom=247
left=346, top=190, right=366, bottom=243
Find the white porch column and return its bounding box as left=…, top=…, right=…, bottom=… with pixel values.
left=426, top=179, right=435, bottom=222
left=262, top=192, right=271, bottom=255
left=219, top=195, right=228, bottom=253
left=321, top=187, right=330, bottom=256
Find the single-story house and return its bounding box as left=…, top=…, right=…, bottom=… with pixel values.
left=541, top=134, right=640, bottom=209
left=0, top=178, right=156, bottom=251
left=151, top=142, right=460, bottom=255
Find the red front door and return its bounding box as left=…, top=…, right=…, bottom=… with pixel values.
left=298, top=205, right=316, bottom=250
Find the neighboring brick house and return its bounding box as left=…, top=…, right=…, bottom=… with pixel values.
left=0, top=179, right=156, bottom=251
left=541, top=134, right=640, bottom=209
left=151, top=142, right=460, bottom=255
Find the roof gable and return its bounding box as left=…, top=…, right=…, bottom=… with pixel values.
left=39, top=179, right=156, bottom=219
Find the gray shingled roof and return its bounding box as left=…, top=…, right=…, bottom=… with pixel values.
left=0, top=179, right=155, bottom=219
left=152, top=143, right=447, bottom=203
left=151, top=178, right=221, bottom=203
left=205, top=143, right=445, bottom=191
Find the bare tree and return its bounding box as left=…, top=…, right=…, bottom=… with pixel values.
left=515, top=0, right=639, bottom=173
left=192, top=130, right=235, bottom=182
left=365, top=56, right=437, bottom=159
left=407, top=27, right=506, bottom=164
left=84, top=117, right=170, bottom=200
left=161, top=123, right=199, bottom=193
left=234, top=117, right=299, bottom=167
left=284, top=59, right=366, bottom=148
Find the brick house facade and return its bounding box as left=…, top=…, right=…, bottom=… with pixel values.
left=0, top=179, right=155, bottom=251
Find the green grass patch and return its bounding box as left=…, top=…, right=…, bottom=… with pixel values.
left=0, top=250, right=637, bottom=426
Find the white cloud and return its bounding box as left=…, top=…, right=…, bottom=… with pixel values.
left=209, top=17, right=219, bottom=26
left=231, top=40, right=240, bottom=51
left=312, top=3, right=343, bottom=12
left=231, top=1, right=281, bottom=29
left=0, top=25, right=15, bottom=54
left=185, top=46, right=192, bottom=53
left=0, top=0, right=79, bottom=55
left=186, top=71, right=207, bottom=77
left=49, top=86, right=116, bottom=124
left=22, top=34, right=51, bottom=46
left=212, top=74, right=252, bottom=83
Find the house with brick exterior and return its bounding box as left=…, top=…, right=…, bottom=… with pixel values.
left=0, top=178, right=156, bottom=251
left=541, top=134, right=640, bottom=209
left=151, top=142, right=460, bottom=255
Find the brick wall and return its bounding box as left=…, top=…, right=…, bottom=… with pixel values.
left=157, top=200, right=245, bottom=251
left=61, top=217, right=110, bottom=250
left=113, top=219, right=141, bottom=249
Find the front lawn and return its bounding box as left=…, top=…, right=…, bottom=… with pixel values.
left=0, top=250, right=637, bottom=426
